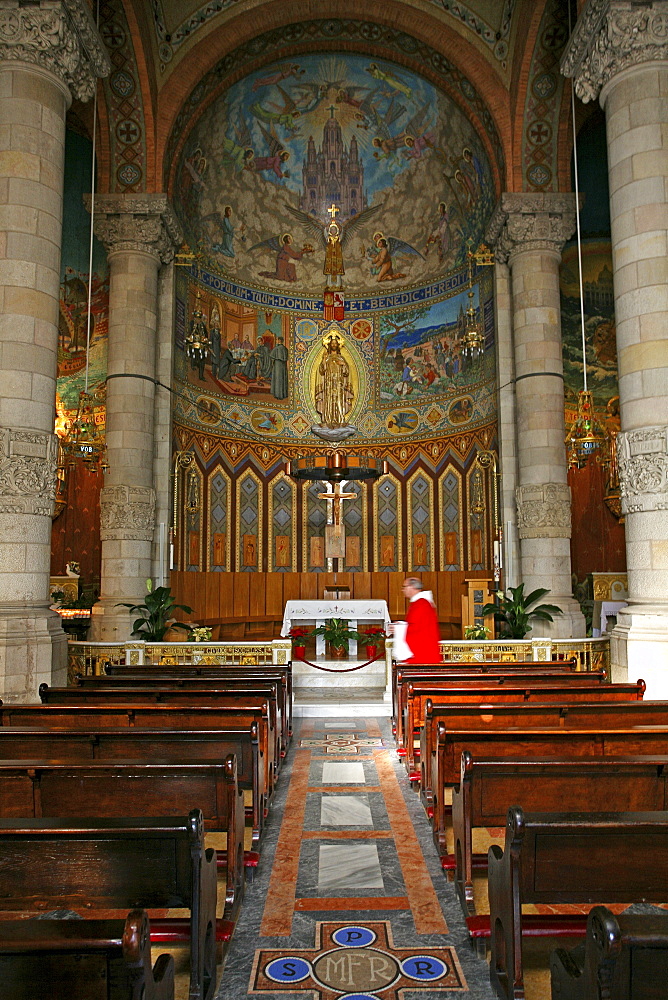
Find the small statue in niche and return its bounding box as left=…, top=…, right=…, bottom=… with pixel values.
left=312, top=332, right=356, bottom=441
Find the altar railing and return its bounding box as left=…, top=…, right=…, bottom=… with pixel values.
left=436, top=637, right=610, bottom=674
left=67, top=638, right=292, bottom=682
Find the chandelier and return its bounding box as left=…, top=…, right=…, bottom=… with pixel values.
left=286, top=451, right=387, bottom=483
left=461, top=288, right=485, bottom=360
left=565, top=389, right=609, bottom=470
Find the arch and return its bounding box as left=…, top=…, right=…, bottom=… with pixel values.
left=156, top=6, right=511, bottom=198
left=267, top=471, right=297, bottom=572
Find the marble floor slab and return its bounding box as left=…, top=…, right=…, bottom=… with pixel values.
left=318, top=842, right=384, bottom=890
left=321, top=761, right=366, bottom=784
left=320, top=793, right=373, bottom=826
left=324, top=721, right=356, bottom=727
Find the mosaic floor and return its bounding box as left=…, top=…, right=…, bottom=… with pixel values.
left=216, top=716, right=497, bottom=1000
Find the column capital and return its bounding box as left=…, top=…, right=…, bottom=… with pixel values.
left=88, top=193, right=183, bottom=264
left=618, top=424, right=668, bottom=514
left=100, top=485, right=156, bottom=542
left=0, top=426, right=57, bottom=517
left=515, top=482, right=572, bottom=539
left=0, top=0, right=109, bottom=102
left=485, top=192, right=577, bottom=264
left=561, top=0, right=668, bottom=104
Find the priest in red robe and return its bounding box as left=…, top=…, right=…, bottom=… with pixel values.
left=394, top=577, right=441, bottom=663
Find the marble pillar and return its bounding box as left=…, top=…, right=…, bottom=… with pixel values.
left=0, top=1, right=108, bottom=698
left=88, top=195, right=182, bottom=641
left=563, top=0, right=668, bottom=692
left=487, top=193, right=585, bottom=638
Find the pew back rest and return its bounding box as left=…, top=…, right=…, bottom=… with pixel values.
left=0, top=813, right=205, bottom=912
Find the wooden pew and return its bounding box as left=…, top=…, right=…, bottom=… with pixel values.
left=402, top=679, right=643, bottom=766
left=0, top=909, right=174, bottom=1000
left=394, top=667, right=607, bottom=750
left=0, top=757, right=245, bottom=923
left=550, top=904, right=668, bottom=1000
left=0, top=702, right=277, bottom=805
left=39, top=684, right=283, bottom=780
left=450, top=752, right=668, bottom=916
left=0, top=812, right=219, bottom=1000
left=419, top=698, right=668, bottom=802
left=432, top=723, right=668, bottom=860
left=391, top=658, right=582, bottom=732
left=0, top=724, right=266, bottom=849
left=486, top=807, right=668, bottom=1000
left=84, top=665, right=293, bottom=746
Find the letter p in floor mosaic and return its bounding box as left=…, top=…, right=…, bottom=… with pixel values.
left=250, top=920, right=466, bottom=998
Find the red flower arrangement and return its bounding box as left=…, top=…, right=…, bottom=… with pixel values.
left=363, top=625, right=387, bottom=640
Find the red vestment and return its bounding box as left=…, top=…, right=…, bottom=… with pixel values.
left=405, top=593, right=441, bottom=664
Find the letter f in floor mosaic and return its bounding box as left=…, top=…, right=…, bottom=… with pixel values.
left=216, top=718, right=497, bottom=999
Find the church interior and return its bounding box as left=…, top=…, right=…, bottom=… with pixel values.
left=1, top=0, right=668, bottom=997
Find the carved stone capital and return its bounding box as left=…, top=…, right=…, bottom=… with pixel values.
left=561, top=0, right=668, bottom=103
left=87, top=194, right=183, bottom=264
left=0, top=0, right=110, bottom=102
left=516, top=482, right=572, bottom=539
left=617, top=425, right=668, bottom=514
left=485, top=193, right=578, bottom=264
left=100, top=485, right=156, bottom=541
left=0, top=427, right=57, bottom=517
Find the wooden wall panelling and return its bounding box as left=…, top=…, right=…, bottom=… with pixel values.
left=249, top=572, right=267, bottom=617
left=233, top=573, right=251, bottom=620
left=204, top=572, right=221, bottom=621
left=352, top=573, right=371, bottom=599
left=218, top=573, right=235, bottom=618
left=370, top=572, right=389, bottom=607
left=265, top=573, right=284, bottom=616
left=299, top=573, right=318, bottom=599
left=388, top=572, right=405, bottom=619
left=282, top=572, right=301, bottom=604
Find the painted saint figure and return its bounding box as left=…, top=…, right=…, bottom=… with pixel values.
left=254, top=234, right=314, bottom=282
left=270, top=336, right=289, bottom=399
left=315, top=334, right=354, bottom=429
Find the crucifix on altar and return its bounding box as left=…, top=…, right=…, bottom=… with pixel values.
left=318, top=481, right=356, bottom=564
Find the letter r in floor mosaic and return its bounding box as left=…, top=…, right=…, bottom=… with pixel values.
left=250, top=920, right=466, bottom=997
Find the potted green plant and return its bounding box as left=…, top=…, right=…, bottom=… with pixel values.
left=308, top=618, right=366, bottom=659
left=464, top=624, right=491, bottom=640
left=289, top=626, right=309, bottom=660
left=116, top=579, right=193, bottom=642
left=363, top=625, right=387, bottom=659
left=481, top=584, right=562, bottom=639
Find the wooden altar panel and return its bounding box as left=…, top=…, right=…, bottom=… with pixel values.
left=388, top=574, right=405, bottom=618
left=300, top=574, right=318, bottom=599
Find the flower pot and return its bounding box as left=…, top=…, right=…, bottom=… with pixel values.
left=293, top=645, right=306, bottom=660
left=365, top=644, right=378, bottom=660
left=329, top=644, right=348, bottom=659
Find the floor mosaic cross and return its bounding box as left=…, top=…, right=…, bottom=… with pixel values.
left=250, top=921, right=466, bottom=998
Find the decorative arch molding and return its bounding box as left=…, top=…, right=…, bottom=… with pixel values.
left=235, top=468, right=264, bottom=572
left=207, top=464, right=232, bottom=571
left=373, top=472, right=404, bottom=573
left=97, top=0, right=149, bottom=193
left=160, top=14, right=509, bottom=197
left=406, top=469, right=435, bottom=573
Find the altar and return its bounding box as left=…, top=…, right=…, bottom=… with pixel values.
left=281, top=599, right=392, bottom=657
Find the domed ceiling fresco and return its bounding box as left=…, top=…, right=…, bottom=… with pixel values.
left=174, top=52, right=494, bottom=297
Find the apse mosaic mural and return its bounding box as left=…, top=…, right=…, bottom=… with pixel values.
left=173, top=53, right=495, bottom=297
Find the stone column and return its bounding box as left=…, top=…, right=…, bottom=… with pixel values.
left=88, top=195, right=182, bottom=641
left=487, top=193, right=585, bottom=638
left=563, top=0, right=668, bottom=692
left=492, top=260, right=521, bottom=588
left=152, top=262, right=176, bottom=587
left=0, top=1, right=108, bottom=698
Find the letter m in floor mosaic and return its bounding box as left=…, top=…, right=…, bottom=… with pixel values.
left=249, top=920, right=466, bottom=997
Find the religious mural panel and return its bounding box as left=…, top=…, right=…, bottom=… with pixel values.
left=173, top=53, right=495, bottom=297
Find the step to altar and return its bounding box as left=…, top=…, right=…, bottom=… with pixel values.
left=293, top=685, right=391, bottom=717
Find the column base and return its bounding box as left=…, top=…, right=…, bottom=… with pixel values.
left=528, top=596, right=586, bottom=640
left=610, top=607, right=668, bottom=698
left=89, top=599, right=137, bottom=643
left=0, top=604, right=67, bottom=701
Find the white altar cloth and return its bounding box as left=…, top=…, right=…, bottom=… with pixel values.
left=281, top=600, right=391, bottom=657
